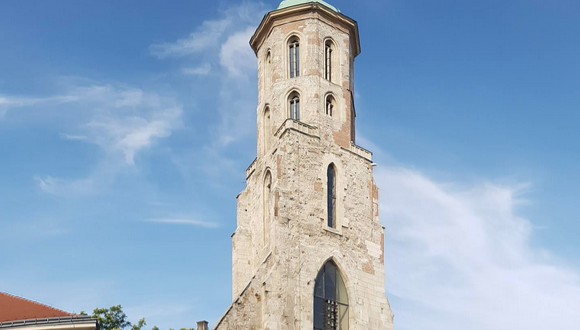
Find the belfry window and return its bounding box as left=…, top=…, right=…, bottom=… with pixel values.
left=289, top=92, right=300, bottom=120
left=324, top=40, right=334, bottom=81
left=289, top=37, right=300, bottom=78
left=327, top=164, right=336, bottom=228
left=325, top=95, right=336, bottom=117
left=314, top=261, right=349, bottom=330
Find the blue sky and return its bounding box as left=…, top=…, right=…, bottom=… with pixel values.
left=0, top=0, right=579, bottom=329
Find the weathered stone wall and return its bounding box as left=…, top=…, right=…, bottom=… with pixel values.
left=256, top=9, right=356, bottom=160
left=220, top=4, right=394, bottom=330
left=221, top=127, right=393, bottom=330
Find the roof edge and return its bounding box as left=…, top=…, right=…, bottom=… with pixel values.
left=0, top=316, right=98, bottom=329
left=250, top=3, right=361, bottom=57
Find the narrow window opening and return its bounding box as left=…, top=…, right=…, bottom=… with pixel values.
left=289, top=92, right=300, bottom=120
left=327, top=165, right=336, bottom=228
left=263, top=171, right=272, bottom=245
left=289, top=38, right=300, bottom=78
left=325, top=95, right=335, bottom=117
left=263, top=107, right=271, bottom=154
left=324, top=40, right=334, bottom=81
left=264, top=51, right=271, bottom=92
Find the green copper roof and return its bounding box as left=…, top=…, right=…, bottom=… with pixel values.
left=277, top=0, right=340, bottom=13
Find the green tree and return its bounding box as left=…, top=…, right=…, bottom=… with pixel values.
left=91, top=305, right=131, bottom=330
left=81, top=305, right=194, bottom=330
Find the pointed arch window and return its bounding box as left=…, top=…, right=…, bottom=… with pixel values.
left=289, top=37, right=300, bottom=78
left=262, top=106, right=271, bottom=154
left=324, top=40, right=334, bottom=81
left=263, top=171, right=272, bottom=245
left=325, top=95, right=336, bottom=117
left=314, top=261, right=349, bottom=330
left=327, top=164, right=336, bottom=228
left=264, top=50, right=272, bottom=92
left=289, top=92, right=300, bottom=120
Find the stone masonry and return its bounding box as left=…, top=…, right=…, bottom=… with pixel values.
left=214, top=2, right=394, bottom=329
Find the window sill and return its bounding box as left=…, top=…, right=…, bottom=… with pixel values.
left=324, top=227, right=342, bottom=236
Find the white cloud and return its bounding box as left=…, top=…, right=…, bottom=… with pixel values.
left=219, top=27, right=257, bottom=77
left=149, top=1, right=268, bottom=59
left=150, top=19, right=231, bottom=58
left=0, top=94, right=46, bottom=118
left=59, top=134, right=88, bottom=141
left=144, top=218, right=219, bottom=229
left=7, top=83, right=183, bottom=166
left=378, top=166, right=580, bottom=330
left=86, top=105, right=181, bottom=165
left=182, top=63, right=212, bottom=75
left=2, top=81, right=185, bottom=195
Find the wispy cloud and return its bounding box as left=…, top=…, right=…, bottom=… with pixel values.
left=149, top=2, right=267, bottom=59
left=182, top=63, right=212, bottom=75
left=59, top=134, right=89, bottom=141
left=144, top=218, right=219, bottom=229
left=149, top=19, right=230, bottom=58
left=0, top=94, right=50, bottom=118
left=219, top=27, right=257, bottom=77
left=3, top=83, right=183, bottom=166
left=1, top=80, right=184, bottom=195
left=378, top=166, right=580, bottom=329
left=150, top=1, right=269, bottom=183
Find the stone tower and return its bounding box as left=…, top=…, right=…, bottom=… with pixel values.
left=214, top=1, right=394, bottom=329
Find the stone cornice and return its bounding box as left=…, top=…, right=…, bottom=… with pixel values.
left=250, top=3, right=361, bottom=57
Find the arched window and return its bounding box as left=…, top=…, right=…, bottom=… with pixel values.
left=263, top=106, right=271, bottom=154
left=327, top=164, right=336, bottom=228
left=325, top=95, right=336, bottom=117
left=263, top=171, right=272, bottom=245
left=324, top=40, right=334, bottom=81
left=314, top=261, right=349, bottom=330
left=264, top=50, right=271, bottom=92
left=289, top=37, right=300, bottom=78
left=289, top=92, right=300, bottom=120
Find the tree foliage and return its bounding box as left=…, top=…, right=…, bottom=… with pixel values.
left=80, top=305, right=191, bottom=330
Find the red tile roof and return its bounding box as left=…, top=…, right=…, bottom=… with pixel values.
left=0, top=292, right=72, bottom=322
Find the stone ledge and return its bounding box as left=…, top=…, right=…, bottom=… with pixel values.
left=341, top=141, right=373, bottom=162
left=245, top=157, right=257, bottom=179
left=275, top=118, right=320, bottom=139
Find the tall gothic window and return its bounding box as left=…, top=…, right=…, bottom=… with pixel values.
left=289, top=92, right=300, bottom=120
left=327, top=164, right=336, bottom=228
left=325, top=95, right=336, bottom=117
left=264, top=50, right=271, bottom=92
left=289, top=37, right=300, bottom=78
left=324, top=40, right=334, bottom=81
left=263, top=171, right=272, bottom=245
left=314, top=261, right=349, bottom=330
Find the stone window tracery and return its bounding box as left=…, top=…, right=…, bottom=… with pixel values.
left=314, top=261, right=349, bottom=330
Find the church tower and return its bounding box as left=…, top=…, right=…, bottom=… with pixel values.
left=214, top=1, right=394, bottom=329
